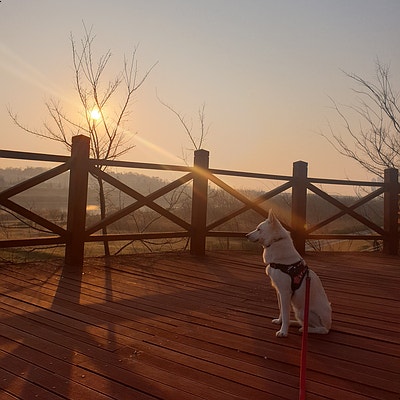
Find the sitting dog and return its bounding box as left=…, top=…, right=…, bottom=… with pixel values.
left=247, top=210, right=332, bottom=337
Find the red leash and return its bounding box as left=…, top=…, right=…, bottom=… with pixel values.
left=299, top=271, right=311, bottom=400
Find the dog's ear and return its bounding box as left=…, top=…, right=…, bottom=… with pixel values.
left=267, top=209, right=276, bottom=223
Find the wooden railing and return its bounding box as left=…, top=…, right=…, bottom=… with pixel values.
left=0, top=134, right=399, bottom=268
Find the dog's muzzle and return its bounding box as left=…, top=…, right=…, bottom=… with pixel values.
left=246, top=232, right=258, bottom=242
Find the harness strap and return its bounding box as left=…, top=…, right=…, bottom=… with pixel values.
left=269, top=259, right=309, bottom=293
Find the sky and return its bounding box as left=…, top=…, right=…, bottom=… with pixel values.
left=1, top=0, right=399, bottom=183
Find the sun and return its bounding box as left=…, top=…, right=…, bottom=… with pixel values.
left=89, top=108, right=101, bottom=121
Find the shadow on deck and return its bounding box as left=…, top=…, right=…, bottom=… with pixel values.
left=0, top=251, right=399, bottom=400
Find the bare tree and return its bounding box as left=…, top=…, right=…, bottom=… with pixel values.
left=325, top=60, right=399, bottom=177
left=9, top=24, right=156, bottom=255
left=157, top=95, right=210, bottom=156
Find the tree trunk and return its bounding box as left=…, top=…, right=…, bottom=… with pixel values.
left=97, top=177, right=110, bottom=256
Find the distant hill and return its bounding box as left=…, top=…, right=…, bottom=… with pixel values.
left=0, top=167, right=171, bottom=212
left=0, top=167, right=167, bottom=192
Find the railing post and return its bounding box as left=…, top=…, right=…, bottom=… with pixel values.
left=292, top=161, right=308, bottom=255
left=64, top=135, right=90, bottom=270
left=383, top=168, right=399, bottom=255
left=190, top=149, right=209, bottom=256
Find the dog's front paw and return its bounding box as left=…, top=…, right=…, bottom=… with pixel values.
left=272, top=318, right=281, bottom=325
left=275, top=329, right=288, bottom=338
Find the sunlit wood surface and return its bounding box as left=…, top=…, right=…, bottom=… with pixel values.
left=0, top=251, right=399, bottom=400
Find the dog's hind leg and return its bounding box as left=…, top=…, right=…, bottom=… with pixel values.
left=299, top=311, right=330, bottom=334
left=307, top=326, right=329, bottom=334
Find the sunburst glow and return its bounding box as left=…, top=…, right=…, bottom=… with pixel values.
left=89, top=108, right=101, bottom=121
left=134, top=134, right=182, bottom=163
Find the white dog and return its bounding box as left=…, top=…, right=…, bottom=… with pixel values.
left=247, top=210, right=332, bottom=337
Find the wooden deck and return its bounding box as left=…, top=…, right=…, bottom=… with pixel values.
left=0, top=251, right=399, bottom=400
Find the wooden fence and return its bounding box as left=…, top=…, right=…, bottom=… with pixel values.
left=0, top=134, right=399, bottom=269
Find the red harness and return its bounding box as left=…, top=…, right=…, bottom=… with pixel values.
left=269, top=260, right=309, bottom=293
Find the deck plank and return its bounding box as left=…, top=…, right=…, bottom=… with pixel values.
left=0, top=251, right=399, bottom=400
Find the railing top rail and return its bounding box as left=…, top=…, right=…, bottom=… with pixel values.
left=89, top=158, right=193, bottom=173
left=0, top=149, right=69, bottom=163
left=1, top=148, right=397, bottom=189
left=209, top=168, right=293, bottom=181
left=308, top=176, right=386, bottom=187
left=209, top=168, right=390, bottom=188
